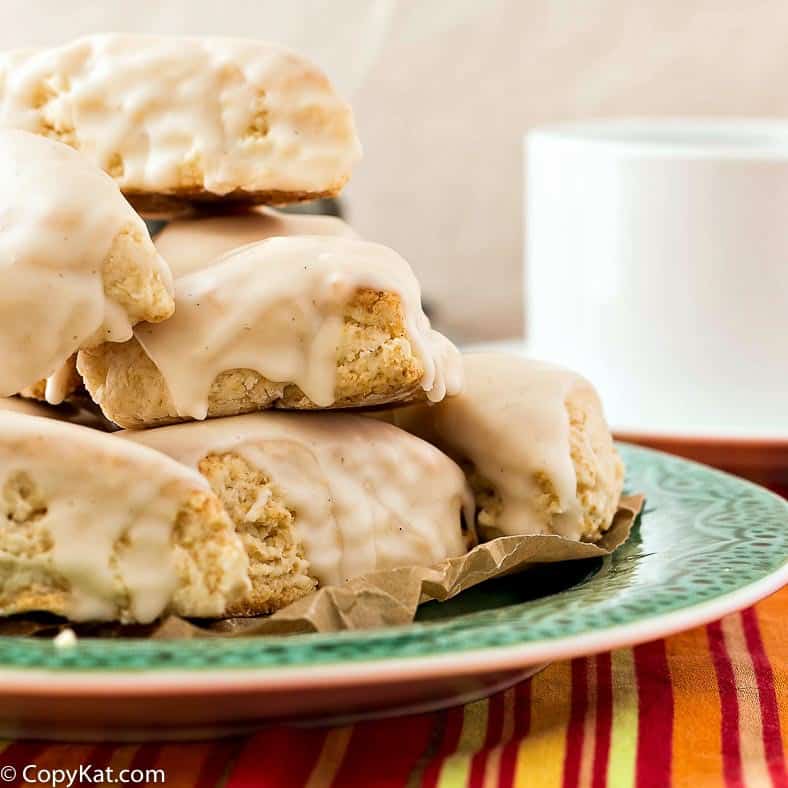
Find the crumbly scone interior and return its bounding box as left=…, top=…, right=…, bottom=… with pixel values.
left=197, top=453, right=317, bottom=616
left=0, top=473, right=248, bottom=622
left=77, top=289, right=425, bottom=428
left=566, top=389, right=625, bottom=542
left=97, top=224, right=175, bottom=333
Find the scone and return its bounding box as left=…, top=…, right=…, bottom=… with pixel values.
left=123, top=411, right=474, bottom=615
left=78, top=237, right=463, bottom=428
left=17, top=356, right=81, bottom=405
left=0, top=35, right=361, bottom=211
left=0, top=397, right=71, bottom=420
left=0, top=130, right=174, bottom=400
left=155, top=207, right=358, bottom=277
left=0, top=412, right=250, bottom=623
left=383, top=353, right=625, bottom=542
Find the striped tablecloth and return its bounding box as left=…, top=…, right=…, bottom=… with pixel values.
left=0, top=586, right=785, bottom=787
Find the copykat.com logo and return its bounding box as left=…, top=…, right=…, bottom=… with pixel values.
left=1, top=764, right=166, bottom=785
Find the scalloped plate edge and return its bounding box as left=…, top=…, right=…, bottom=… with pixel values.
left=0, top=559, right=783, bottom=696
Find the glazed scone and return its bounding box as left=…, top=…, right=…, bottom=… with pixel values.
left=384, top=353, right=625, bottom=543
left=124, top=411, right=474, bottom=615
left=0, top=397, right=70, bottom=420
left=78, top=237, right=463, bottom=429
left=0, top=130, right=174, bottom=401
left=155, top=207, right=358, bottom=277
left=0, top=35, right=361, bottom=210
left=0, top=412, right=250, bottom=623
left=18, top=356, right=81, bottom=406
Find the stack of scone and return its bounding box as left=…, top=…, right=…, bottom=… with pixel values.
left=0, top=34, right=624, bottom=626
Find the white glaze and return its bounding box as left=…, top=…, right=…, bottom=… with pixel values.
left=134, top=236, right=462, bottom=419
left=43, top=360, right=76, bottom=406
left=0, top=412, right=247, bottom=622
left=388, top=353, right=589, bottom=539
left=0, top=129, right=172, bottom=398
left=0, top=35, right=361, bottom=197
left=124, top=411, right=473, bottom=586
left=155, top=208, right=358, bottom=277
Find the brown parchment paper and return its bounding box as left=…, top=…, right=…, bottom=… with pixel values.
left=0, top=495, right=643, bottom=640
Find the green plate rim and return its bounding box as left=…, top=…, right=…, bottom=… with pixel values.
left=0, top=443, right=785, bottom=672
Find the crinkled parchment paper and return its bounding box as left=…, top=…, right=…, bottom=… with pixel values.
left=0, top=496, right=643, bottom=639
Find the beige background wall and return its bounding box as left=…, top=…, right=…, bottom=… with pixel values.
left=3, top=0, right=786, bottom=340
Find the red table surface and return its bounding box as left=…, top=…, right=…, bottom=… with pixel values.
left=0, top=468, right=785, bottom=788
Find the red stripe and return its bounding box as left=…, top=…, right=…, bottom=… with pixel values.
left=195, top=738, right=246, bottom=788
left=332, top=712, right=434, bottom=788
left=126, top=743, right=162, bottom=782
left=562, top=658, right=589, bottom=788
left=592, top=652, right=613, bottom=788
left=225, top=726, right=326, bottom=788
left=634, top=639, right=674, bottom=788
left=707, top=621, right=743, bottom=787
left=421, top=706, right=465, bottom=788
left=498, top=679, right=532, bottom=788
left=0, top=741, right=48, bottom=786
left=82, top=743, right=116, bottom=772
left=467, top=692, right=506, bottom=788
left=741, top=607, right=788, bottom=788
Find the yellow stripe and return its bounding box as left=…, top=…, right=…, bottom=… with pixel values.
left=722, top=614, right=771, bottom=787
left=513, top=660, right=573, bottom=788
left=305, top=726, right=353, bottom=788
left=607, top=649, right=638, bottom=785
left=437, top=698, right=489, bottom=788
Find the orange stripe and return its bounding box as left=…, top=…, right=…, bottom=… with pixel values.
left=152, top=743, right=215, bottom=788
left=666, top=621, right=723, bottom=784
left=21, top=745, right=95, bottom=786
left=108, top=744, right=141, bottom=775
left=752, top=588, right=788, bottom=753
left=513, top=660, right=573, bottom=788
left=722, top=613, right=771, bottom=787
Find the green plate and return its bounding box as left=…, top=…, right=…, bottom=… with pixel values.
left=0, top=443, right=785, bottom=674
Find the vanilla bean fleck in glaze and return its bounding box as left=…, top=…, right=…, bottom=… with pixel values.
left=132, top=237, right=463, bottom=420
